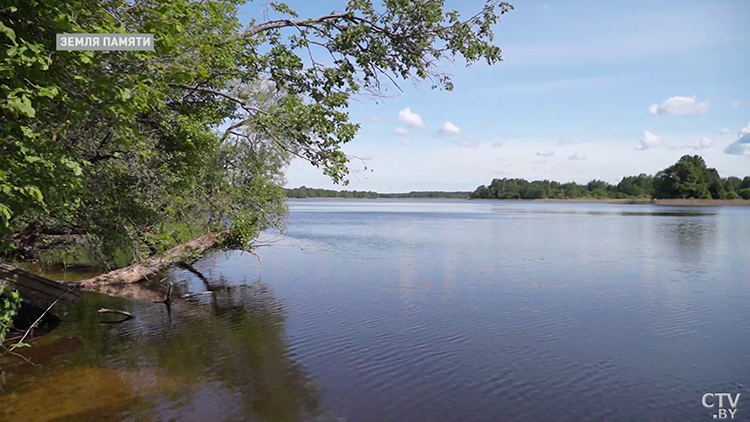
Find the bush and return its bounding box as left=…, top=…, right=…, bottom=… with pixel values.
left=739, top=189, right=750, bottom=200
left=726, top=191, right=740, bottom=200
left=1, top=285, right=22, bottom=343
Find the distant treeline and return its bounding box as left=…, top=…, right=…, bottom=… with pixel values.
left=285, top=187, right=472, bottom=199
left=472, top=155, right=750, bottom=200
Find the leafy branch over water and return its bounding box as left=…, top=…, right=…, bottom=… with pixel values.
left=1, top=0, right=514, bottom=262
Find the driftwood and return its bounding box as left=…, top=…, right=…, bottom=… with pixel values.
left=97, top=308, right=134, bottom=319
left=68, top=231, right=229, bottom=289
left=97, top=308, right=135, bottom=323
left=182, top=291, right=214, bottom=299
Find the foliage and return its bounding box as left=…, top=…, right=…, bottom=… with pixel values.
left=379, top=191, right=472, bottom=199
left=471, top=155, right=748, bottom=200
left=653, top=155, right=723, bottom=199
left=286, top=186, right=379, bottom=198
left=285, top=187, right=472, bottom=198
left=0, top=285, right=22, bottom=343
left=1, top=0, right=513, bottom=262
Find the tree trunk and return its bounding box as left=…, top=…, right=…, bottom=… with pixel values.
left=68, top=231, right=229, bottom=289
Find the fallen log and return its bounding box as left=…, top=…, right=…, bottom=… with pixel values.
left=67, top=231, right=229, bottom=289
left=0, top=263, right=81, bottom=310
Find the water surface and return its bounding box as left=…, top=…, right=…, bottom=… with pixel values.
left=2, top=200, right=748, bottom=422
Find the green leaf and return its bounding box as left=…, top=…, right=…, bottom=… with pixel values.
left=0, top=21, right=16, bottom=44
left=64, top=160, right=83, bottom=176
left=25, top=186, right=43, bottom=202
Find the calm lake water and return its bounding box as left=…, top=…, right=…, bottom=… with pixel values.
left=2, top=200, right=749, bottom=422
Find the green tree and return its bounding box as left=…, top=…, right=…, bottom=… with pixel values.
left=653, top=155, right=719, bottom=199
left=2, top=0, right=515, bottom=260
left=723, top=176, right=742, bottom=193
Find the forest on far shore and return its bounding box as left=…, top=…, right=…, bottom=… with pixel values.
left=471, top=155, right=750, bottom=200
left=287, top=156, right=750, bottom=201
left=285, top=188, right=471, bottom=199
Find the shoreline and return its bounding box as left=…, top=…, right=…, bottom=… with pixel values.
left=529, top=198, right=750, bottom=206
left=287, top=197, right=750, bottom=206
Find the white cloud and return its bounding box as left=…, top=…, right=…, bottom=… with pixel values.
left=682, top=137, right=714, bottom=150
left=439, top=121, right=461, bottom=136
left=400, top=139, right=411, bottom=146
left=492, top=141, right=504, bottom=148
left=648, top=96, right=709, bottom=116
left=634, top=130, right=662, bottom=151
left=724, top=123, right=750, bottom=156
left=393, top=127, right=408, bottom=136
left=398, top=108, right=424, bottom=128
left=283, top=136, right=749, bottom=193
left=536, top=149, right=555, bottom=157
left=719, top=128, right=731, bottom=134
left=568, top=152, right=587, bottom=160
left=452, top=139, right=480, bottom=149
left=731, top=101, right=748, bottom=108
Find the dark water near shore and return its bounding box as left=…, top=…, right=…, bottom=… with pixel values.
left=2, top=200, right=749, bottom=422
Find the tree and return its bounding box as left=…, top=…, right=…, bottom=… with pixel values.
left=724, top=176, right=742, bottom=194
left=617, top=174, right=653, bottom=197
left=1, top=0, right=515, bottom=260
left=471, top=156, right=747, bottom=201
left=652, top=155, right=719, bottom=199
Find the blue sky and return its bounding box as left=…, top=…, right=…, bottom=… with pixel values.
left=239, top=0, right=750, bottom=192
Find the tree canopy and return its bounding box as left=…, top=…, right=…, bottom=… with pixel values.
left=284, top=187, right=471, bottom=198
left=471, top=155, right=749, bottom=200
left=1, top=0, right=514, bottom=261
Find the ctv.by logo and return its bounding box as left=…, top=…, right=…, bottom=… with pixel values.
left=702, top=393, right=740, bottom=420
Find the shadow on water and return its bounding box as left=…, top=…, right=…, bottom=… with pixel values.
left=0, top=271, right=325, bottom=422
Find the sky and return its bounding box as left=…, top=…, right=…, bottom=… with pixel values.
left=238, top=0, right=750, bottom=193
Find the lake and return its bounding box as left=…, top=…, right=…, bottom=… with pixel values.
left=2, top=199, right=749, bottom=422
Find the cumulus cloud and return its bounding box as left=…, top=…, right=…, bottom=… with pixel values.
left=398, top=108, right=424, bottom=128
left=400, top=139, right=411, bottom=146
left=719, top=128, right=731, bottom=134
left=536, top=149, right=555, bottom=157
left=568, top=152, right=587, bottom=160
left=724, top=123, right=750, bottom=156
left=452, top=139, right=480, bottom=149
left=492, top=141, right=504, bottom=148
left=393, top=127, right=408, bottom=136
left=634, top=130, right=662, bottom=151
left=439, top=121, right=461, bottom=136
left=648, top=96, right=709, bottom=116
left=681, top=137, right=714, bottom=150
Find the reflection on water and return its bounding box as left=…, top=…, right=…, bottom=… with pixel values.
left=2, top=200, right=749, bottom=422
left=0, top=274, right=324, bottom=422
left=491, top=207, right=715, bottom=217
